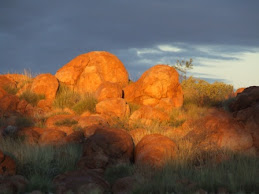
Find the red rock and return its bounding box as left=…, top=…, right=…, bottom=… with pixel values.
left=95, top=81, right=123, bottom=102
left=79, top=127, right=134, bottom=169
left=0, top=88, right=19, bottom=114
left=17, top=128, right=40, bottom=144
left=134, top=134, right=178, bottom=168
left=53, top=169, right=110, bottom=194
left=124, top=65, right=183, bottom=112
left=0, top=175, right=28, bottom=194
left=129, top=128, right=149, bottom=145
left=129, top=106, right=169, bottom=125
left=45, top=114, right=79, bottom=135
left=230, top=86, right=259, bottom=112
left=64, top=131, right=85, bottom=143
left=38, top=129, right=66, bottom=145
left=234, top=87, right=245, bottom=96
left=78, top=115, right=108, bottom=128
left=0, top=150, right=16, bottom=175
left=0, top=75, right=16, bottom=89
left=186, top=110, right=254, bottom=152
left=55, top=51, right=129, bottom=93
left=31, top=73, right=59, bottom=102
left=96, top=98, right=130, bottom=119
left=112, top=176, right=137, bottom=194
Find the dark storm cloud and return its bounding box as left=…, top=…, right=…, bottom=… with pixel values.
left=0, top=0, right=259, bottom=74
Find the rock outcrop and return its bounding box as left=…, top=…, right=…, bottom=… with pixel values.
left=55, top=51, right=129, bottom=93
left=124, top=65, right=183, bottom=111
left=134, top=134, right=178, bottom=167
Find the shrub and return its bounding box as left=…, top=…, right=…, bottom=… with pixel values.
left=0, top=138, right=82, bottom=193
left=15, top=116, right=34, bottom=128
left=182, top=77, right=234, bottom=107
left=19, top=90, right=45, bottom=106
left=53, top=84, right=80, bottom=109
left=72, top=93, right=97, bottom=114
left=55, top=118, right=78, bottom=127
left=2, top=85, right=18, bottom=95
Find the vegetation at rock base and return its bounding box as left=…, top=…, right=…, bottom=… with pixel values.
left=54, top=118, right=78, bottom=127
left=19, top=90, right=45, bottom=106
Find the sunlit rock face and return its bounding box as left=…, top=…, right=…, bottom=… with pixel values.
left=124, top=64, right=183, bottom=112
left=55, top=51, right=129, bottom=93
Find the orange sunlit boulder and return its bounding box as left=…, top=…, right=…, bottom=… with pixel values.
left=124, top=65, right=183, bottom=112
left=55, top=51, right=129, bottom=93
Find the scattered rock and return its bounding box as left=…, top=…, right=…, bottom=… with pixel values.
left=96, top=98, right=130, bottom=119
left=64, top=131, right=85, bottom=143
left=79, top=127, right=134, bottom=169
left=53, top=169, right=110, bottom=194
left=0, top=88, right=19, bottom=114
left=0, top=175, right=28, bottom=194
left=0, top=150, right=16, bottom=176
left=78, top=115, right=108, bottom=128
left=55, top=51, right=129, bottom=93
left=129, top=106, right=169, bottom=125
left=31, top=73, right=59, bottom=101
left=124, top=65, right=183, bottom=111
left=38, top=129, right=66, bottom=145
left=134, top=134, right=178, bottom=168
left=95, top=81, right=123, bottom=102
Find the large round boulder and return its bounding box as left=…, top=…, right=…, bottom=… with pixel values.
left=124, top=65, right=183, bottom=112
left=134, top=134, right=178, bottom=168
left=95, top=81, right=123, bottom=102
left=79, top=127, right=134, bottom=169
left=55, top=51, right=129, bottom=93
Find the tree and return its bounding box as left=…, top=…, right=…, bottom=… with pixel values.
left=170, top=58, right=193, bottom=81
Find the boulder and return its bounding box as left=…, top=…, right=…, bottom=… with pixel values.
left=129, top=128, right=149, bottom=145
left=124, top=65, right=183, bottom=111
left=55, top=51, right=129, bottom=93
left=0, top=150, right=16, bottom=175
left=230, top=86, right=259, bottom=112
left=0, top=75, right=16, bottom=89
left=79, top=127, right=134, bottom=169
left=64, top=131, right=85, bottom=143
left=0, top=87, right=19, bottom=114
left=38, top=129, right=66, bottom=145
left=234, top=87, right=245, bottom=97
left=185, top=110, right=254, bottom=152
left=112, top=176, right=138, bottom=194
left=129, top=106, right=169, bottom=125
left=45, top=114, right=79, bottom=135
left=96, top=98, right=130, bottom=119
left=53, top=169, right=110, bottom=194
left=95, top=81, right=123, bottom=102
left=134, top=134, right=178, bottom=168
left=31, top=73, right=59, bottom=101
left=0, top=175, right=28, bottom=194
left=17, top=128, right=40, bottom=144
left=78, top=115, right=108, bottom=128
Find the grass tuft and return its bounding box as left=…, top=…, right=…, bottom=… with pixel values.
left=55, top=118, right=78, bottom=127
left=19, top=90, right=45, bottom=106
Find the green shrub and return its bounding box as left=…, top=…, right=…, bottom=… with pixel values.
left=19, top=90, right=45, bottom=106
left=53, top=84, right=80, bottom=109
left=182, top=77, right=234, bottom=107
left=2, top=85, right=18, bottom=95
left=55, top=118, right=78, bottom=127
left=72, top=93, right=97, bottom=114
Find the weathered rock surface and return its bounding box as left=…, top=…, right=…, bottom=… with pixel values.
left=134, top=134, right=178, bottom=167
left=53, top=169, right=110, bottom=194
left=96, top=98, right=130, bottom=119
left=78, top=115, right=108, bottom=129
left=79, top=127, right=134, bottom=169
left=0, top=75, right=16, bottom=89
left=112, top=176, right=138, bottom=194
left=129, top=128, right=149, bottom=145
left=0, top=87, right=19, bottom=114
left=186, top=110, right=254, bottom=152
left=64, top=131, right=85, bottom=143
left=17, top=127, right=40, bottom=144
left=0, top=150, right=16, bottom=175
left=129, top=105, right=169, bottom=125
left=38, top=129, right=66, bottom=145
left=95, top=81, right=123, bottom=102
left=0, top=175, right=28, bottom=194
left=31, top=73, right=59, bottom=102
left=124, top=65, right=183, bottom=111
left=55, top=51, right=129, bottom=93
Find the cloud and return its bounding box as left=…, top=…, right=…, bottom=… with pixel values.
left=157, top=45, right=183, bottom=52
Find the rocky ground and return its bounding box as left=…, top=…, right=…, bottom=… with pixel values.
left=0, top=51, right=258, bottom=193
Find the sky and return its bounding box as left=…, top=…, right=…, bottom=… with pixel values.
left=1, top=0, right=259, bottom=89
